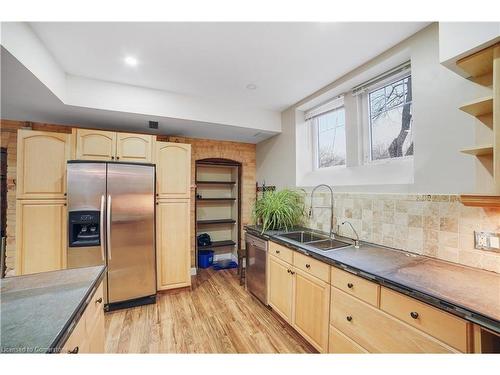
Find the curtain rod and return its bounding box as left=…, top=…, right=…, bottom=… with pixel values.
left=352, top=61, right=411, bottom=96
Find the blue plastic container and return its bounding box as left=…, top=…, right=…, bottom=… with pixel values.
left=198, top=250, right=214, bottom=268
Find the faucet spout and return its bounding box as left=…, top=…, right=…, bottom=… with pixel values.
left=341, top=220, right=360, bottom=248
left=309, top=184, right=335, bottom=239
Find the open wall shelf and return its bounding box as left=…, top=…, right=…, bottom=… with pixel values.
left=195, top=159, right=241, bottom=267
left=459, top=96, right=493, bottom=118
left=460, top=145, right=494, bottom=156
left=456, top=43, right=500, bottom=206
left=457, top=46, right=494, bottom=87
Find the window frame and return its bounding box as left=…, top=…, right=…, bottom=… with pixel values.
left=361, top=69, right=413, bottom=165
left=311, top=105, right=347, bottom=170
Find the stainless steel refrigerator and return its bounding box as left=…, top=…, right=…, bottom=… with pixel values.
left=67, top=161, right=156, bottom=311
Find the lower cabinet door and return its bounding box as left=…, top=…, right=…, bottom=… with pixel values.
left=268, top=255, right=294, bottom=323
left=293, top=269, right=330, bottom=353
left=16, top=199, right=67, bottom=275
left=156, top=199, right=191, bottom=290
left=87, top=311, right=105, bottom=353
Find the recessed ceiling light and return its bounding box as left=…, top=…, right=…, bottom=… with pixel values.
left=124, top=56, right=138, bottom=67
left=246, top=83, right=257, bottom=90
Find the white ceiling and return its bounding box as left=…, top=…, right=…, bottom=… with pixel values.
left=1, top=47, right=275, bottom=143
left=29, top=22, right=429, bottom=111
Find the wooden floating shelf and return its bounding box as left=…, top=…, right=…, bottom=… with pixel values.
left=459, top=194, right=500, bottom=207
left=196, top=219, right=236, bottom=225
left=459, top=96, right=493, bottom=118
left=460, top=145, right=494, bottom=156
left=457, top=45, right=495, bottom=87
left=196, top=180, right=236, bottom=185
left=197, top=198, right=236, bottom=201
left=198, top=240, right=236, bottom=250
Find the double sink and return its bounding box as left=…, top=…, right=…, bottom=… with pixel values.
left=276, top=230, right=351, bottom=252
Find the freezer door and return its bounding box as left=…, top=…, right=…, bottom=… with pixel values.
left=67, top=162, right=106, bottom=269
left=106, top=163, right=156, bottom=303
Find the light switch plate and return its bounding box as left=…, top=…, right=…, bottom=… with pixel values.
left=474, top=231, right=500, bottom=252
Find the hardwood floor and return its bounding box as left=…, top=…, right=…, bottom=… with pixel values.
left=105, top=268, right=316, bottom=353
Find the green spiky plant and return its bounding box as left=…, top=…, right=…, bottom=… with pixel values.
left=253, top=189, right=306, bottom=233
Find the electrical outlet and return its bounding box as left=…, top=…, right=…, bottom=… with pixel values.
left=474, top=231, right=500, bottom=252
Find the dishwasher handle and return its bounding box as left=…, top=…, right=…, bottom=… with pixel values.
left=245, top=233, right=267, bottom=251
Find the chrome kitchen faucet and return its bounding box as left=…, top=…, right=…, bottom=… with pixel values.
left=309, top=184, right=335, bottom=239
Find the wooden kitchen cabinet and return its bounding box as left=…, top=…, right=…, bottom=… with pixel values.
left=75, top=129, right=153, bottom=163
left=75, top=129, right=116, bottom=160
left=156, top=199, right=191, bottom=290
left=293, top=268, right=330, bottom=352
left=155, top=141, right=192, bottom=199
left=330, top=287, right=457, bottom=353
left=329, top=325, right=368, bottom=353
left=61, top=281, right=105, bottom=354
left=15, top=199, right=67, bottom=275
left=17, top=129, right=71, bottom=199
left=116, top=133, right=153, bottom=162
left=268, top=254, right=294, bottom=323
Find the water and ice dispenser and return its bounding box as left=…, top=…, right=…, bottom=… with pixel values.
left=68, top=211, right=100, bottom=247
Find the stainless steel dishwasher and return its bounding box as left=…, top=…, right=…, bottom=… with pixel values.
left=245, top=233, right=268, bottom=305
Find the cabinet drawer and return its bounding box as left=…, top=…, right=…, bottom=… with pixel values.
left=293, top=252, right=330, bottom=283
left=330, top=287, right=457, bottom=353
left=380, top=287, right=469, bottom=352
left=269, top=241, right=293, bottom=264
left=329, top=325, right=367, bottom=353
left=331, top=267, right=380, bottom=307
left=84, top=281, right=104, bottom=334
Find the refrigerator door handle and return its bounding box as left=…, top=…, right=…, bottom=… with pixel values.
left=107, top=194, right=112, bottom=260
left=99, top=195, right=105, bottom=261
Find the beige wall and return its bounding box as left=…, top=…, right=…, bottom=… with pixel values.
left=1, top=119, right=256, bottom=274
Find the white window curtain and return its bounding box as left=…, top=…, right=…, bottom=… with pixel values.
left=304, top=95, right=344, bottom=121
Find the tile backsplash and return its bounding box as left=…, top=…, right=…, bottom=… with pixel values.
left=305, top=192, right=500, bottom=274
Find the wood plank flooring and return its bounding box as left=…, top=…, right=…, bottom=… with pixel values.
left=105, top=268, right=316, bottom=353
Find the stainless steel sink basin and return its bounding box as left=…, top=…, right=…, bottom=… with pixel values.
left=277, top=230, right=352, bottom=251
left=278, top=231, right=328, bottom=243
left=306, top=239, right=351, bottom=251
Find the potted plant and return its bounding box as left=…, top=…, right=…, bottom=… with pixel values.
left=252, top=189, right=306, bottom=233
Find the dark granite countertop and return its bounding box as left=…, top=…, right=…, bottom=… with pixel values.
left=245, top=225, right=500, bottom=333
left=0, top=265, right=106, bottom=353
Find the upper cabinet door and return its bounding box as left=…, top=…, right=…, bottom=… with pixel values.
left=17, top=129, right=71, bottom=199
left=75, top=129, right=116, bottom=160
left=116, top=133, right=153, bottom=163
left=155, top=142, right=191, bottom=198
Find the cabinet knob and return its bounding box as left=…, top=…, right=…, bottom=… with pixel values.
left=305, top=264, right=311, bottom=269
left=346, top=315, right=353, bottom=322
left=95, top=297, right=103, bottom=304
left=410, top=311, right=419, bottom=319
left=116, top=156, right=120, bottom=160
left=276, top=250, right=280, bottom=254
left=290, top=271, right=295, bottom=275
left=287, top=269, right=291, bottom=273
left=347, top=283, right=353, bottom=288
left=68, top=346, right=79, bottom=354
left=111, top=156, right=115, bottom=160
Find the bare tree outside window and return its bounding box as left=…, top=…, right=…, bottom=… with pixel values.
left=316, top=108, right=346, bottom=168
left=368, top=75, right=413, bottom=161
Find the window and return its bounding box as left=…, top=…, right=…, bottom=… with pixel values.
left=367, top=75, right=413, bottom=161
left=313, top=107, right=346, bottom=168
